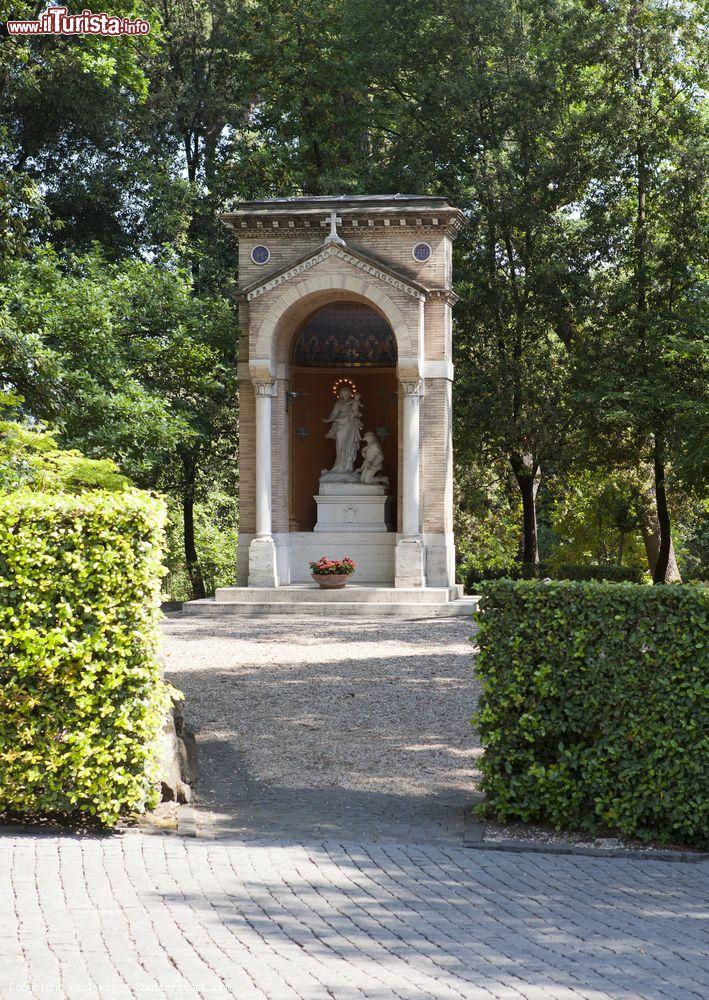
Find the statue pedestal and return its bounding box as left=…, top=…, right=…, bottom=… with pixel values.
left=314, top=482, right=390, bottom=533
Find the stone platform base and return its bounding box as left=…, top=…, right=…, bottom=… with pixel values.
left=182, top=584, right=478, bottom=619
left=314, top=482, right=390, bottom=533
left=237, top=531, right=456, bottom=587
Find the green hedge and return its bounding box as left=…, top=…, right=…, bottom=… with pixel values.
left=474, top=580, right=709, bottom=847
left=462, top=562, right=546, bottom=587
left=0, top=490, right=174, bottom=825
left=555, top=563, right=645, bottom=583
left=462, top=562, right=645, bottom=590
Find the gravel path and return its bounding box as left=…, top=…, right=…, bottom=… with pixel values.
left=161, top=615, right=481, bottom=843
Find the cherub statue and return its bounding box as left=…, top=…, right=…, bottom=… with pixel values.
left=358, top=431, right=388, bottom=486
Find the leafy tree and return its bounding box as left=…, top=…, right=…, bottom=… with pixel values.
left=546, top=468, right=647, bottom=570
left=347, top=0, right=707, bottom=577
left=163, top=486, right=239, bottom=600
left=0, top=1, right=154, bottom=256
left=679, top=503, right=709, bottom=582
left=0, top=248, right=236, bottom=596
left=136, top=1, right=257, bottom=288
left=454, top=458, right=522, bottom=578
left=442, top=0, right=598, bottom=564
left=574, top=0, right=708, bottom=583
left=0, top=392, right=129, bottom=492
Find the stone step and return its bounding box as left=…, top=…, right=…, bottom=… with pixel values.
left=213, top=584, right=460, bottom=605
left=181, top=597, right=479, bottom=619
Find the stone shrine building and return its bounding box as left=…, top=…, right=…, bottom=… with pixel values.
left=219, top=194, right=466, bottom=600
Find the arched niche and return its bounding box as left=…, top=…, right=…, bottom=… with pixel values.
left=292, top=302, right=397, bottom=368
left=288, top=302, right=399, bottom=532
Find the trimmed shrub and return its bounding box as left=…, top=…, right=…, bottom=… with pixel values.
left=0, top=490, right=175, bottom=825
left=555, top=563, right=645, bottom=584
left=463, top=561, right=645, bottom=591
left=474, top=580, right=709, bottom=847
left=461, top=562, right=549, bottom=589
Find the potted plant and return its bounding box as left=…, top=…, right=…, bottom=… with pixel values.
left=309, top=556, right=356, bottom=589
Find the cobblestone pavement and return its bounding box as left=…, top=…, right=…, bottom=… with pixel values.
left=2, top=831, right=708, bottom=999
left=161, top=616, right=481, bottom=843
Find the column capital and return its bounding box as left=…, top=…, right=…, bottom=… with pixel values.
left=249, top=356, right=274, bottom=386
left=400, top=379, right=424, bottom=397
left=253, top=380, right=276, bottom=397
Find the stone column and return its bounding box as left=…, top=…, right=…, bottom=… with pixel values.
left=248, top=380, right=278, bottom=587
left=395, top=379, right=426, bottom=587
left=402, top=380, right=422, bottom=536
left=254, top=382, right=273, bottom=537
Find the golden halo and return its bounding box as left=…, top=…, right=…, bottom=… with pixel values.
left=332, top=377, right=357, bottom=396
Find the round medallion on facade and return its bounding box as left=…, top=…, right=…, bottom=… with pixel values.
left=251, top=245, right=271, bottom=265
left=412, top=242, right=432, bottom=262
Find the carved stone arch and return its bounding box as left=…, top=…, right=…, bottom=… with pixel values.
left=252, top=271, right=417, bottom=366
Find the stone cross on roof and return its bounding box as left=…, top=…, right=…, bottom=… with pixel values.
left=324, top=209, right=346, bottom=246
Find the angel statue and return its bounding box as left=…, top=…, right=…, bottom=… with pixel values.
left=358, top=431, right=389, bottom=486
left=322, top=387, right=363, bottom=473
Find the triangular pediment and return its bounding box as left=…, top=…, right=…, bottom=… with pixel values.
left=240, top=241, right=428, bottom=303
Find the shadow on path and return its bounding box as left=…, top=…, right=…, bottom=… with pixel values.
left=192, top=734, right=474, bottom=843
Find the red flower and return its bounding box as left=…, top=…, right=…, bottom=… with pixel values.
left=310, top=555, right=357, bottom=575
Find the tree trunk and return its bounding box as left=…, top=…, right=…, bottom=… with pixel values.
left=642, top=512, right=681, bottom=583
left=640, top=453, right=681, bottom=583
left=510, top=455, right=540, bottom=565
left=628, top=12, right=681, bottom=584
left=650, top=433, right=680, bottom=584
left=182, top=453, right=205, bottom=600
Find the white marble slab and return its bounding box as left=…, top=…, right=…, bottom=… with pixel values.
left=314, top=493, right=390, bottom=532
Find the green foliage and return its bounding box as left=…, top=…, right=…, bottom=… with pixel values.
left=0, top=246, right=234, bottom=479
left=462, top=561, right=645, bottom=591
left=455, top=462, right=522, bottom=581
left=0, top=248, right=185, bottom=477
left=0, top=490, right=175, bottom=825
left=680, top=507, right=709, bottom=583
left=570, top=0, right=708, bottom=581
left=474, top=580, right=709, bottom=847
left=0, top=400, right=129, bottom=494
left=162, top=491, right=239, bottom=601
left=0, top=246, right=237, bottom=597
left=554, top=564, right=645, bottom=584
left=0, top=1, right=154, bottom=258
left=547, top=470, right=647, bottom=571
left=462, top=562, right=545, bottom=590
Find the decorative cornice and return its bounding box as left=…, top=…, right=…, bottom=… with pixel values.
left=222, top=202, right=466, bottom=233
left=448, top=214, right=468, bottom=239
left=242, top=243, right=428, bottom=303
left=230, top=222, right=464, bottom=239
left=428, top=288, right=460, bottom=306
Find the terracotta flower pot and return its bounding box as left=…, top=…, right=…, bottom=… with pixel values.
left=312, top=573, right=350, bottom=589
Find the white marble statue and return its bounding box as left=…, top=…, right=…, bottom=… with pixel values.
left=322, top=387, right=363, bottom=474
left=358, top=431, right=389, bottom=486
